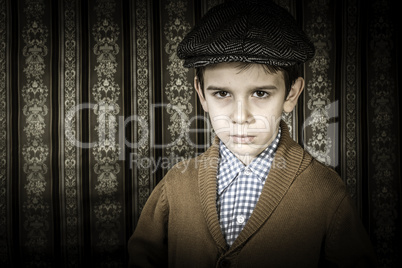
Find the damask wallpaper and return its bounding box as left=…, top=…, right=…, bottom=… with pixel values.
left=0, top=0, right=400, bottom=267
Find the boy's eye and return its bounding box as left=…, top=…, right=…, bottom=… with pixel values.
left=253, top=91, right=269, bottom=98
left=214, top=91, right=231, bottom=98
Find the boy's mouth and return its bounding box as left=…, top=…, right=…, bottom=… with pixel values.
left=230, top=135, right=255, bottom=144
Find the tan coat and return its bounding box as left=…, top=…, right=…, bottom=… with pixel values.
left=128, top=121, right=376, bottom=267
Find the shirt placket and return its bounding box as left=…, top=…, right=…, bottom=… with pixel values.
left=229, top=168, right=256, bottom=245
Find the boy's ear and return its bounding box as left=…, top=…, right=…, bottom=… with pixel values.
left=283, top=77, right=304, bottom=113
left=194, top=76, right=209, bottom=112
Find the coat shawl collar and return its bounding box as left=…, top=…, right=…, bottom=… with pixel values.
left=198, top=120, right=308, bottom=253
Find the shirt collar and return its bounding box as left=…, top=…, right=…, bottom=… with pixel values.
left=218, top=143, right=244, bottom=194
left=217, top=128, right=281, bottom=194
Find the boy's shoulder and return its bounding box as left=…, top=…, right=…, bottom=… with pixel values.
left=308, top=154, right=343, bottom=182
left=276, top=133, right=346, bottom=195
left=296, top=149, right=347, bottom=196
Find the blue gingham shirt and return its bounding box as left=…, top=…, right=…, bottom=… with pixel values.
left=216, top=129, right=281, bottom=246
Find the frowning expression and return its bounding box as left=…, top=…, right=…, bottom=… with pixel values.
left=195, top=62, right=303, bottom=164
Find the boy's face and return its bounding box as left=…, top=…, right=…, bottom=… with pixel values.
left=195, top=62, right=303, bottom=164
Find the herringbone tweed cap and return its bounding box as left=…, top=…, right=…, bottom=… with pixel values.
left=177, top=0, right=315, bottom=68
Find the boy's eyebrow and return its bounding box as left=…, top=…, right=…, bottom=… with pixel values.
left=205, top=85, right=279, bottom=91
left=251, top=85, right=279, bottom=91
left=205, top=86, right=230, bottom=91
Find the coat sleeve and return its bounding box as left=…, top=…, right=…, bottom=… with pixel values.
left=128, top=180, right=169, bottom=267
left=324, top=194, right=377, bottom=267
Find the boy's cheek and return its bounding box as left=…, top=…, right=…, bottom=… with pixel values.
left=209, top=114, right=232, bottom=129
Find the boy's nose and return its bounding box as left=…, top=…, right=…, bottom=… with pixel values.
left=231, top=101, right=253, bottom=124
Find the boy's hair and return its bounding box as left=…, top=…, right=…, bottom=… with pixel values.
left=195, top=63, right=301, bottom=99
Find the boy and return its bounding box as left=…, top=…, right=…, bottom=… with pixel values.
left=128, top=0, right=376, bottom=267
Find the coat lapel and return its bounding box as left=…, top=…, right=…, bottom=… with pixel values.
left=198, top=137, right=228, bottom=251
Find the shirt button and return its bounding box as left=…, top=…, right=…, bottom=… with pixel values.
left=237, top=215, right=245, bottom=224
left=244, top=169, right=252, bottom=175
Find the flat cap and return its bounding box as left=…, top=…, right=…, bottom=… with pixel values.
left=177, top=0, right=315, bottom=68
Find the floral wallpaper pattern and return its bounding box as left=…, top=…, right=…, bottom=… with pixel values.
left=19, top=0, right=52, bottom=266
